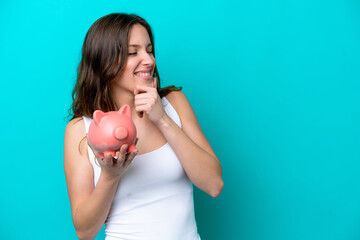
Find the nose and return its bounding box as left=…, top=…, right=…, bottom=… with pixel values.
left=141, top=51, right=155, bottom=67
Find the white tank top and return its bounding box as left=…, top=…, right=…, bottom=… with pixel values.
left=83, top=97, right=201, bottom=240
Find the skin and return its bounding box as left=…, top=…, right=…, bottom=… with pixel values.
left=64, top=24, right=223, bottom=240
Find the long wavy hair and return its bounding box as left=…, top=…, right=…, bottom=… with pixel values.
left=69, top=13, right=181, bottom=121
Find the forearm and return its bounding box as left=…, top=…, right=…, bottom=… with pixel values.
left=156, top=115, right=223, bottom=197
left=74, top=173, right=120, bottom=239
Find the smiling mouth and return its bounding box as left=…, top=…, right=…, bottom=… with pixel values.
left=135, top=72, right=151, bottom=77
left=134, top=71, right=152, bottom=80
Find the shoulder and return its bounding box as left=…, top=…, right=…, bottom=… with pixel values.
left=164, top=90, right=199, bottom=127
left=64, top=117, right=89, bottom=168
left=164, top=90, right=191, bottom=113
left=65, top=117, right=86, bottom=145
left=65, top=117, right=85, bottom=134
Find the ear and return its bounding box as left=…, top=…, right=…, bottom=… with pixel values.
left=118, top=104, right=131, bottom=117
left=93, top=110, right=106, bottom=125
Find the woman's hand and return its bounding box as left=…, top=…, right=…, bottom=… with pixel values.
left=134, top=77, right=167, bottom=125
left=90, top=141, right=138, bottom=180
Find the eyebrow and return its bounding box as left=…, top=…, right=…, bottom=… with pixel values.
left=128, top=43, right=152, bottom=48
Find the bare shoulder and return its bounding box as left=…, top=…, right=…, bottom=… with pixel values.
left=65, top=117, right=85, bottom=137
left=164, top=90, right=194, bottom=118
left=164, top=89, right=186, bottom=103
left=164, top=90, right=201, bottom=130
left=64, top=117, right=89, bottom=161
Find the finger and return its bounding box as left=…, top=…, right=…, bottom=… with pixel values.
left=114, top=150, right=121, bottom=160
left=103, top=152, right=113, bottom=160
left=134, top=88, right=146, bottom=96
left=135, top=96, right=158, bottom=107
left=134, top=86, right=157, bottom=118
left=134, top=100, right=156, bottom=112
left=102, top=153, right=114, bottom=166
left=123, top=151, right=137, bottom=167
left=120, top=144, right=128, bottom=157
left=135, top=92, right=153, bottom=101
left=134, top=85, right=155, bottom=95
left=134, top=92, right=154, bottom=100
left=152, top=77, right=157, bottom=88
left=134, top=98, right=150, bottom=118
left=134, top=98, right=151, bottom=106
left=135, top=105, right=150, bottom=115
left=133, top=91, right=146, bottom=118
left=117, top=144, right=128, bottom=164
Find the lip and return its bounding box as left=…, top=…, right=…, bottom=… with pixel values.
left=134, top=68, right=152, bottom=74
left=134, top=68, right=153, bottom=80
left=134, top=74, right=153, bottom=80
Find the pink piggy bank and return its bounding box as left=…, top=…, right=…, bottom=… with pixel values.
left=87, top=104, right=137, bottom=158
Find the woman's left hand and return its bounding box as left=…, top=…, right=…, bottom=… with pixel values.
left=134, top=77, right=167, bottom=125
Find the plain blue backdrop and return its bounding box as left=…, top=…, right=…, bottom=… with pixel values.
left=1, top=0, right=360, bottom=239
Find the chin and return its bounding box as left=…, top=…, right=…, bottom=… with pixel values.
left=133, top=72, right=153, bottom=84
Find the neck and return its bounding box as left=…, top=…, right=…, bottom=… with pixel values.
left=112, top=88, right=148, bottom=124
left=113, top=89, right=135, bottom=109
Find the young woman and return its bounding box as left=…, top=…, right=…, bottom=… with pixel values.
left=64, top=13, right=223, bottom=240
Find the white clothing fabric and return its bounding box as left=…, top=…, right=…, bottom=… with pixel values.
left=83, top=97, right=201, bottom=240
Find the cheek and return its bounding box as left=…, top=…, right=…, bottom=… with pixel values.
left=124, top=62, right=137, bottom=75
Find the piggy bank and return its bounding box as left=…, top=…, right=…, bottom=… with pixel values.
left=87, top=104, right=137, bottom=158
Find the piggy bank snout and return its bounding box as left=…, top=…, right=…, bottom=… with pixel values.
left=113, top=126, right=128, bottom=140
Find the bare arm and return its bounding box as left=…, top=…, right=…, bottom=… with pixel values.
left=160, top=91, right=223, bottom=197
left=64, top=118, right=137, bottom=239
left=134, top=85, right=223, bottom=197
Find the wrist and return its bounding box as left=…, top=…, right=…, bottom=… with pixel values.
left=155, top=114, right=172, bottom=131
left=99, top=171, right=122, bottom=184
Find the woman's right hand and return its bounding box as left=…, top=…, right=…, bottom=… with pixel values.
left=90, top=141, right=138, bottom=179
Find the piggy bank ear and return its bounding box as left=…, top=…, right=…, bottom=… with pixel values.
left=118, top=104, right=131, bottom=117
left=93, top=110, right=106, bottom=125
left=114, top=127, right=128, bottom=140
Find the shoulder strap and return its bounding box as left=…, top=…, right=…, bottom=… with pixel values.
left=82, top=116, right=92, bottom=133
left=162, top=97, right=182, bottom=128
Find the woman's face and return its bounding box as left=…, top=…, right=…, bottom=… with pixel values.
left=113, top=24, right=156, bottom=93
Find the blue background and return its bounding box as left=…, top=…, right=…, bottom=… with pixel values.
left=1, top=0, right=360, bottom=239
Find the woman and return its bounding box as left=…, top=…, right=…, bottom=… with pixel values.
left=64, top=13, right=223, bottom=240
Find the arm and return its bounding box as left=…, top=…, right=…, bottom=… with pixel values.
left=64, top=118, right=137, bottom=239
left=160, top=91, right=224, bottom=197
left=134, top=84, right=223, bottom=197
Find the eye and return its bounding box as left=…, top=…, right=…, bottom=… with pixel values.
left=128, top=52, right=137, bottom=56
left=147, top=50, right=154, bottom=55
